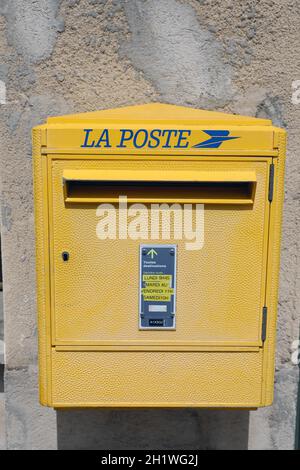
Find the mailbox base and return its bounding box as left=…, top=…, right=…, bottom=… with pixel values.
left=49, top=349, right=265, bottom=408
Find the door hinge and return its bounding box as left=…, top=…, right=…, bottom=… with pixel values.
left=262, top=306, right=268, bottom=342
left=268, top=164, right=275, bottom=202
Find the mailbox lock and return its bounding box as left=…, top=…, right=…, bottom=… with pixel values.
left=62, top=251, right=70, bottom=262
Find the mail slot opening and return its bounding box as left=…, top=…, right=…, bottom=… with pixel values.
left=64, top=179, right=256, bottom=204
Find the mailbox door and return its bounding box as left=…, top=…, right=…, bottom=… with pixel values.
left=50, top=157, right=270, bottom=347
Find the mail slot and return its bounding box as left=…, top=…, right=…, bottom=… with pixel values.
left=63, top=169, right=257, bottom=204
left=32, top=103, right=286, bottom=408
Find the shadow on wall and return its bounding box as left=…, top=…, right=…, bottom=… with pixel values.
left=56, top=409, right=249, bottom=450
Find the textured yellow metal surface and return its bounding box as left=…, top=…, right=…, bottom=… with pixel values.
left=262, top=130, right=286, bottom=406
left=62, top=168, right=257, bottom=183
left=46, top=103, right=272, bottom=126
left=32, top=127, right=52, bottom=406
left=32, top=104, right=286, bottom=408
left=52, top=350, right=263, bottom=407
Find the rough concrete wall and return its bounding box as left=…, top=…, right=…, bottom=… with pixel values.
left=0, top=0, right=299, bottom=450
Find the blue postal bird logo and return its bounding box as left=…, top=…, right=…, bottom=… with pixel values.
left=193, top=130, right=239, bottom=149
left=80, top=128, right=240, bottom=150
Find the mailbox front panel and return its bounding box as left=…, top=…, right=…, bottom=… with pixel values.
left=50, top=158, right=269, bottom=347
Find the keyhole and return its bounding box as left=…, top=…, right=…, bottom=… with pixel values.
left=62, top=251, right=69, bottom=262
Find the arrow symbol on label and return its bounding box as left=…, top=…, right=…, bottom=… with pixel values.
left=147, top=249, right=158, bottom=259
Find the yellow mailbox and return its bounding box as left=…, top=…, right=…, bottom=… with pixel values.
left=33, top=103, right=286, bottom=408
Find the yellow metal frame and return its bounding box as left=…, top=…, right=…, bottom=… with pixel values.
left=32, top=104, right=286, bottom=408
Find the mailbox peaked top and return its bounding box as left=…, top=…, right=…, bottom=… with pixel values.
left=36, top=103, right=284, bottom=154
left=46, top=103, right=272, bottom=126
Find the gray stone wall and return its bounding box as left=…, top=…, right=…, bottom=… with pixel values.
left=0, top=0, right=299, bottom=450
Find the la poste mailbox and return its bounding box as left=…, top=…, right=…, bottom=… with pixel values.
left=32, top=104, right=286, bottom=408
